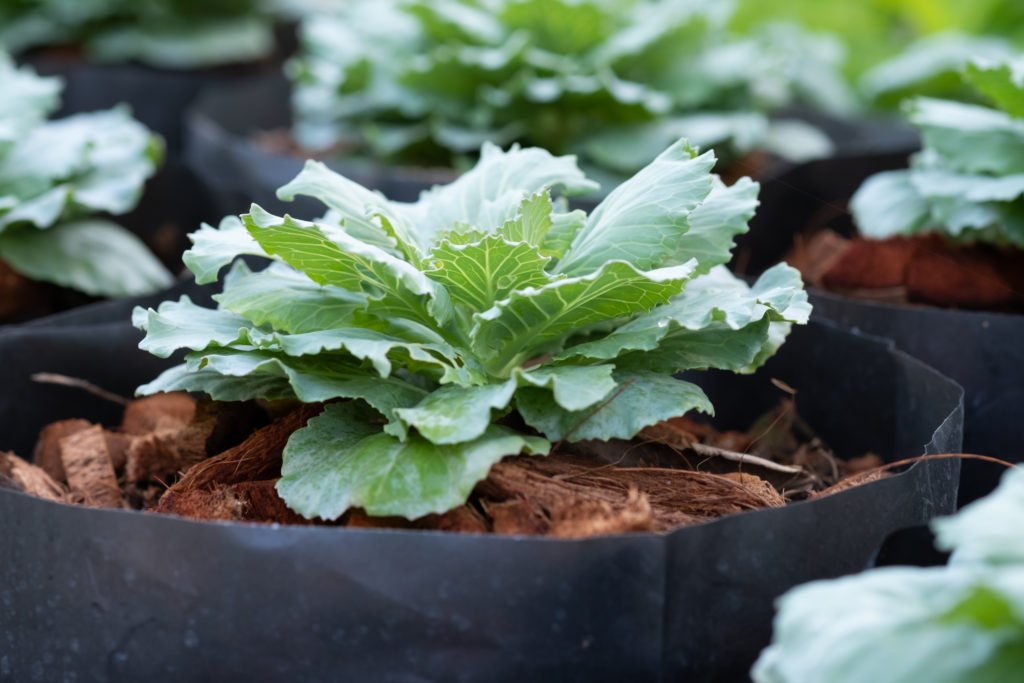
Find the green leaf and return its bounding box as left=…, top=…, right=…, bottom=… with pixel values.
left=243, top=206, right=452, bottom=328
left=133, top=296, right=254, bottom=359
left=87, top=18, right=274, bottom=70
left=910, top=97, right=1024, bottom=175
left=0, top=107, right=161, bottom=230
left=541, top=209, right=586, bottom=259
left=0, top=54, right=60, bottom=148
left=278, top=402, right=550, bottom=520
left=555, top=141, right=717, bottom=275
left=182, top=349, right=427, bottom=438
left=861, top=32, right=1017, bottom=104
left=517, top=371, right=713, bottom=442
left=0, top=220, right=172, bottom=297
left=394, top=380, right=517, bottom=444
left=965, top=59, right=1024, bottom=118
left=136, top=363, right=295, bottom=403
left=851, top=170, right=931, bottom=240
left=472, top=259, right=696, bottom=374
left=427, top=234, right=552, bottom=312
left=934, top=468, right=1024, bottom=567
left=559, top=265, right=808, bottom=374
left=274, top=327, right=457, bottom=379
left=216, top=261, right=369, bottom=335
left=495, top=190, right=554, bottom=246
left=403, top=142, right=598, bottom=247
left=671, top=175, right=759, bottom=274
left=275, top=160, right=410, bottom=254
left=515, top=364, right=617, bottom=412
left=184, top=216, right=266, bottom=285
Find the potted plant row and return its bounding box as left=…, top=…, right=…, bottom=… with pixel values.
left=743, top=56, right=1024, bottom=501
left=4, top=0, right=301, bottom=154
left=184, top=0, right=870, bottom=219
left=0, top=139, right=963, bottom=681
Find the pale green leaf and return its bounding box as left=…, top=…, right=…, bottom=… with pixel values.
left=495, top=190, right=555, bottom=246
left=278, top=401, right=550, bottom=520
left=910, top=97, right=1024, bottom=175
left=559, top=265, right=808, bottom=373
left=965, top=59, right=1024, bottom=119
left=556, top=141, right=717, bottom=275
left=216, top=261, right=368, bottom=335
left=541, top=208, right=586, bottom=259
left=184, top=349, right=427, bottom=438
left=517, top=371, right=713, bottom=442
left=472, top=259, right=696, bottom=374
left=404, top=142, right=598, bottom=247
left=427, top=234, right=552, bottom=312
left=184, top=216, right=266, bottom=285
left=515, top=364, right=617, bottom=412
left=851, top=170, right=931, bottom=240
left=394, top=380, right=516, bottom=444
left=275, top=160, right=409, bottom=254
left=671, top=175, right=759, bottom=274
left=935, top=468, right=1024, bottom=568
left=133, top=296, right=254, bottom=359
left=0, top=220, right=172, bottom=297
left=243, top=206, right=452, bottom=328
left=136, top=363, right=295, bottom=402
left=274, top=327, right=456, bottom=379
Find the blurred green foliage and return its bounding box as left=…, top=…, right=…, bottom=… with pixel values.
left=0, top=0, right=277, bottom=68
left=733, top=0, right=1024, bottom=78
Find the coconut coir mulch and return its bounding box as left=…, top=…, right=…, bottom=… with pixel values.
left=789, top=230, right=1024, bottom=311
left=0, top=393, right=884, bottom=538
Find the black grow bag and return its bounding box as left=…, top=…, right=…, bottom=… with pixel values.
left=743, top=153, right=1024, bottom=502
left=185, top=73, right=919, bottom=221
left=0, top=319, right=961, bottom=682
left=185, top=73, right=456, bottom=219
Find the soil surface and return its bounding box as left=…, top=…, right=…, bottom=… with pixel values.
left=2, top=393, right=885, bottom=537
left=789, top=230, right=1024, bottom=311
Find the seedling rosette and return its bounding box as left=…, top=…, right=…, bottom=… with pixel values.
left=134, top=139, right=810, bottom=520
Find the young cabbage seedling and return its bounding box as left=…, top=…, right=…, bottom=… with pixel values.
left=134, top=139, right=810, bottom=520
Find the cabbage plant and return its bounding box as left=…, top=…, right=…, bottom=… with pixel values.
left=134, top=139, right=810, bottom=520
left=0, top=0, right=277, bottom=69
left=852, top=57, right=1024, bottom=249
left=753, top=467, right=1024, bottom=683
left=0, top=54, right=171, bottom=297
left=288, top=0, right=852, bottom=175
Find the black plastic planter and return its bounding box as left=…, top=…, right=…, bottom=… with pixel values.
left=0, top=313, right=961, bottom=682
left=185, top=73, right=920, bottom=221
left=744, top=153, right=1024, bottom=502
left=185, top=73, right=456, bottom=219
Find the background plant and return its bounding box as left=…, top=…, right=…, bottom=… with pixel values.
left=0, top=0, right=280, bottom=69
left=0, top=53, right=172, bottom=296
left=288, top=0, right=853, bottom=176
left=753, top=466, right=1024, bottom=683
left=134, top=139, right=810, bottom=520
left=732, top=0, right=1024, bottom=83
left=851, top=57, right=1024, bottom=249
